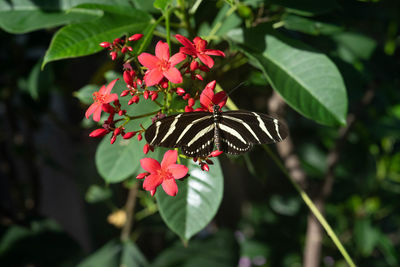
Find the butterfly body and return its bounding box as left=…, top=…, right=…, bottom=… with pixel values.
left=145, top=105, right=288, bottom=157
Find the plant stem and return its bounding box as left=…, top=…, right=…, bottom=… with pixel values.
left=165, top=9, right=171, bottom=53
left=121, top=182, right=139, bottom=242
left=262, top=146, right=356, bottom=267
left=127, top=110, right=159, bottom=120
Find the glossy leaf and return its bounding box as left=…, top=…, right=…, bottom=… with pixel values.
left=74, top=84, right=98, bottom=105
left=42, top=10, right=151, bottom=68
left=283, top=14, right=343, bottom=36
left=228, top=26, right=347, bottom=126
left=156, top=159, right=224, bottom=241
left=78, top=239, right=148, bottom=267
left=0, top=0, right=102, bottom=34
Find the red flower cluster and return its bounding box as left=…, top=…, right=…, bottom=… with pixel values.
left=87, top=33, right=227, bottom=196
left=138, top=150, right=188, bottom=196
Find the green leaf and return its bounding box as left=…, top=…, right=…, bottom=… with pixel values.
left=269, top=195, right=301, bottom=216
left=78, top=239, right=149, bottom=267
left=354, top=219, right=379, bottom=256
left=152, top=230, right=237, bottom=267
left=269, top=0, right=339, bottom=17
left=332, top=32, right=377, bottom=62
left=156, top=159, right=224, bottom=241
left=207, top=3, right=241, bottom=38
left=153, top=0, right=173, bottom=11
left=0, top=0, right=103, bottom=34
left=228, top=26, right=347, bottom=126
left=85, top=185, right=112, bottom=203
left=42, top=10, right=151, bottom=68
left=24, top=59, right=54, bottom=100
left=283, top=14, right=343, bottom=36
left=74, top=84, right=98, bottom=105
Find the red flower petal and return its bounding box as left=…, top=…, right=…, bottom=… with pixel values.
left=161, top=178, right=178, bottom=196
left=143, top=174, right=163, bottom=191
left=205, top=49, right=225, bottom=57
left=85, top=102, right=99, bottom=119
left=167, top=164, right=188, bottom=179
left=198, top=54, right=214, bottom=68
left=180, top=47, right=196, bottom=56
left=98, top=85, right=106, bottom=94
left=104, top=93, right=119, bottom=103
left=104, top=78, right=119, bottom=95
left=140, top=157, right=161, bottom=173
left=213, top=91, right=227, bottom=109
left=169, top=52, right=186, bottom=67
left=155, top=41, right=170, bottom=61
left=144, top=69, right=164, bottom=86
left=175, top=34, right=194, bottom=49
left=163, top=68, right=182, bottom=84
left=93, top=105, right=103, bottom=122
left=161, top=150, right=178, bottom=169
left=200, top=87, right=214, bottom=111
left=138, top=53, right=160, bottom=69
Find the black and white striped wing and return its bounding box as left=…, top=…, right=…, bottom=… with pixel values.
left=219, top=110, right=288, bottom=155
left=145, top=112, right=215, bottom=157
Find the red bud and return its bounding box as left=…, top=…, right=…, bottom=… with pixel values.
left=190, top=60, right=199, bottom=71
left=143, top=144, right=150, bottom=154
left=176, top=87, right=185, bottom=96
left=185, top=106, right=193, bottom=112
left=128, top=33, right=144, bottom=41
left=123, top=131, right=136, bottom=139
left=137, top=133, right=142, bottom=141
left=143, top=90, right=149, bottom=99
left=123, top=71, right=133, bottom=85
left=102, top=103, right=115, bottom=114
left=132, top=95, right=139, bottom=103
left=110, top=51, right=117, bottom=60
left=114, top=128, right=121, bottom=136
left=121, top=47, right=127, bottom=54
left=195, top=74, right=203, bottom=81
left=99, top=42, right=111, bottom=48
left=209, top=150, right=223, bottom=157
left=89, top=128, right=108, bottom=138
left=183, top=93, right=190, bottom=100
left=161, top=81, right=168, bottom=88
left=110, top=135, right=117, bottom=144
left=201, top=163, right=209, bottom=172
left=127, top=46, right=133, bottom=51
left=120, top=90, right=130, bottom=97
left=188, top=98, right=195, bottom=107
left=136, top=172, right=149, bottom=179
left=151, top=92, right=158, bottom=101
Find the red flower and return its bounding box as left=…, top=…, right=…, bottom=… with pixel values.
left=139, top=150, right=188, bottom=196
left=85, top=79, right=119, bottom=122
left=196, top=80, right=227, bottom=112
left=175, top=34, right=225, bottom=68
left=138, top=41, right=186, bottom=86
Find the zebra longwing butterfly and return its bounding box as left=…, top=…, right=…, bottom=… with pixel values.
left=145, top=105, right=288, bottom=157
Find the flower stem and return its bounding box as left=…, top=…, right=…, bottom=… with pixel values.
left=262, top=145, right=356, bottom=267
left=165, top=8, right=171, bottom=54
left=127, top=110, right=159, bottom=120
left=121, top=181, right=139, bottom=242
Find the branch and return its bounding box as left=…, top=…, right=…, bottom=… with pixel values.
left=120, top=182, right=139, bottom=242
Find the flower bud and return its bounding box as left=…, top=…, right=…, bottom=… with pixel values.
left=120, top=90, right=130, bottom=97
left=190, top=60, right=199, bottom=71
left=201, top=163, right=209, bottom=172
left=121, top=47, right=127, bottom=54
left=127, top=46, right=133, bottom=51
left=183, top=93, right=190, bottom=100
left=128, top=33, right=144, bottom=41
left=195, top=74, right=203, bottom=81
left=113, top=38, right=121, bottom=45
left=123, top=131, right=136, bottom=139
left=89, top=128, right=108, bottom=138
left=137, top=133, right=142, bottom=141
left=136, top=172, right=149, bottom=179
left=143, top=143, right=150, bottom=154
left=110, top=135, right=117, bottom=144
left=137, top=79, right=142, bottom=86
left=118, top=110, right=126, bottom=116
left=185, top=106, right=193, bottom=112
left=176, top=87, right=185, bottom=96
left=102, top=103, right=115, bottom=114
left=99, top=42, right=111, bottom=48
left=114, top=127, right=121, bottom=136
left=151, top=92, right=158, bottom=101
left=123, top=71, right=133, bottom=85
left=199, top=65, right=210, bottom=72
left=132, top=95, right=139, bottom=103
left=188, top=98, right=195, bottom=107
left=209, top=150, right=223, bottom=157
left=110, top=51, right=117, bottom=60
left=161, top=81, right=168, bottom=88
left=143, top=90, right=149, bottom=99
